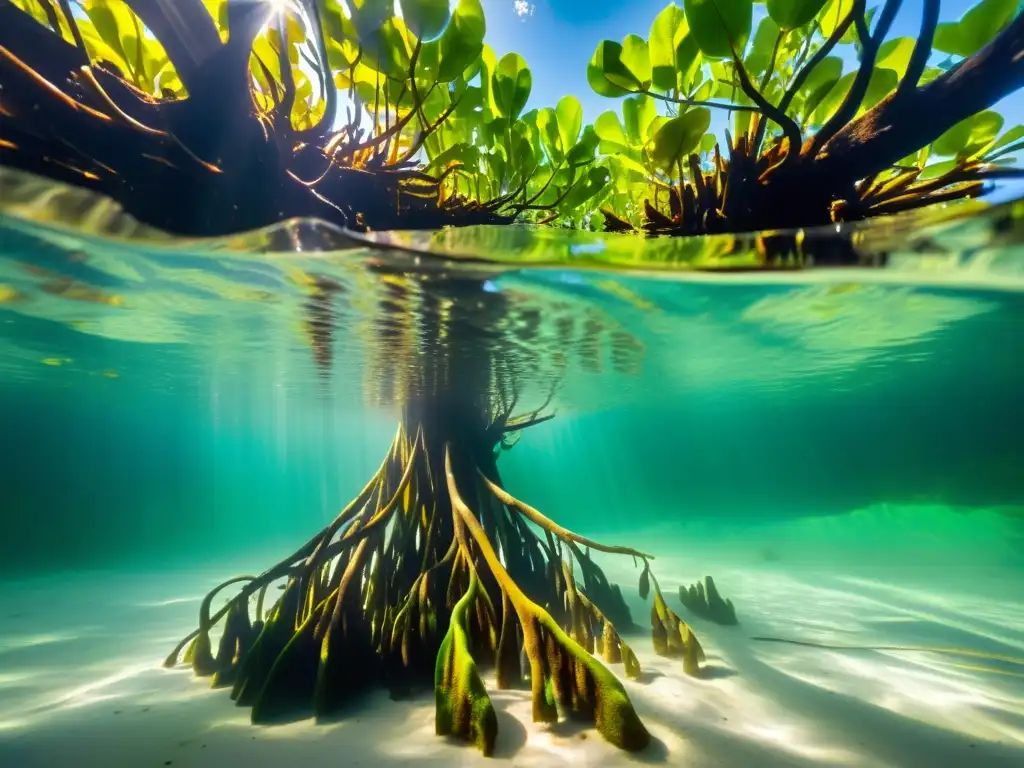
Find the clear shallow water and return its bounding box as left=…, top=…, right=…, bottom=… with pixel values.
left=1, top=174, right=1023, bottom=765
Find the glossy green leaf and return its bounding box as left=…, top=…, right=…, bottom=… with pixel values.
left=492, top=52, right=532, bottom=120
left=556, top=95, right=583, bottom=155
left=610, top=154, right=652, bottom=179
left=817, top=0, right=853, bottom=38
left=750, top=16, right=781, bottom=58
left=934, top=0, right=1019, bottom=57
left=400, top=0, right=450, bottom=40
left=479, top=45, right=499, bottom=120
left=766, top=0, right=828, bottom=30
left=861, top=67, right=898, bottom=112
left=588, top=41, right=632, bottom=97
left=876, top=37, right=916, bottom=79
left=83, top=1, right=128, bottom=65
left=587, top=35, right=652, bottom=95
left=919, top=159, right=958, bottom=181
left=620, top=35, right=653, bottom=90
left=675, top=32, right=703, bottom=92
left=566, top=125, right=601, bottom=166
left=649, top=4, right=685, bottom=91
left=436, top=0, right=485, bottom=80
left=800, top=55, right=842, bottom=97
left=683, top=0, right=753, bottom=59
left=560, top=166, right=612, bottom=213
left=810, top=67, right=896, bottom=125
left=349, top=0, right=395, bottom=39
left=361, top=17, right=415, bottom=78
left=932, top=23, right=962, bottom=55
left=932, top=110, right=1005, bottom=156
left=595, top=111, right=629, bottom=145
left=538, top=107, right=563, bottom=162
left=650, top=107, right=711, bottom=172
left=622, top=95, right=658, bottom=146
left=986, top=125, right=1024, bottom=157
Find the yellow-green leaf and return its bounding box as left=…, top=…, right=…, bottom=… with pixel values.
left=766, top=0, right=829, bottom=30
left=683, top=0, right=753, bottom=59
left=650, top=107, right=711, bottom=172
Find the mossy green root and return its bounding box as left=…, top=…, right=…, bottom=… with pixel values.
left=435, top=570, right=498, bottom=756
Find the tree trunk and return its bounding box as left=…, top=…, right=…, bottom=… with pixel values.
left=817, top=11, right=1024, bottom=184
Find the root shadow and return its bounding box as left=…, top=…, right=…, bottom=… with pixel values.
left=491, top=711, right=529, bottom=759
left=697, top=665, right=738, bottom=681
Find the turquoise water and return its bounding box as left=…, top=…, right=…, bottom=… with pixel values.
left=1, top=195, right=1023, bottom=766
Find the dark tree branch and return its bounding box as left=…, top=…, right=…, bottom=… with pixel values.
left=635, top=89, right=761, bottom=113
left=809, top=0, right=903, bottom=156
left=38, top=0, right=61, bottom=35
left=501, top=414, right=555, bottom=433
left=124, top=0, right=222, bottom=92
left=297, top=0, right=337, bottom=142
left=900, top=0, right=940, bottom=94
left=729, top=48, right=803, bottom=168
left=777, top=9, right=855, bottom=117
left=274, top=11, right=297, bottom=140
left=818, top=10, right=1024, bottom=184
left=56, top=0, right=88, bottom=57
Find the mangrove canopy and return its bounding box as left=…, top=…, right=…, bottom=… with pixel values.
left=2, top=0, right=1023, bottom=235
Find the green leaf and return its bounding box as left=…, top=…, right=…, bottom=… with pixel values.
left=933, top=22, right=962, bottom=55
left=610, top=154, right=652, bottom=179
left=809, top=67, right=896, bottom=125
left=861, top=67, right=898, bottom=112
left=349, top=0, right=395, bottom=40
left=538, top=107, right=563, bottom=163
left=675, top=32, right=703, bottom=92
left=800, top=55, right=842, bottom=98
left=683, top=0, right=753, bottom=59
left=479, top=45, right=499, bottom=120
left=622, top=95, right=658, bottom=146
left=595, top=111, right=628, bottom=145
left=492, top=52, right=532, bottom=120
left=83, top=0, right=129, bottom=68
left=588, top=41, right=632, bottom=97
left=750, top=15, right=781, bottom=58
left=650, top=107, right=711, bottom=172
left=587, top=35, right=652, bottom=95
left=919, top=159, right=958, bottom=181
left=362, top=17, right=415, bottom=78
left=876, top=37, right=916, bottom=79
left=560, top=167, right=612, bottom=213
left=934, top=0, right=1019, bottom=57
left=620, top=34, right=653, bottom=90
left=400, top=0, right=450, bottom=40
left=986, top=124, right=1024, bottom=157
left=766, top=0, right=829, bottom=30
left=566, top=125, right=601, bottom=166
left=817, top=0, right=853, bottom=38
left=932, top=110, right=1005, bottom=157
left=436, top=0, right=486, bottom=81
left=556, top=95, right=583, bottom=155
left=649, top=4, right=685, bottom=91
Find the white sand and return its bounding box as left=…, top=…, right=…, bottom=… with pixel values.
left=1, top=531, right=1022, bottom=768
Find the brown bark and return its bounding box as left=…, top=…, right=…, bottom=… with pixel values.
left=816, top=11, right=1024, bottom=183
left=122, top=0, right=222, bottom=92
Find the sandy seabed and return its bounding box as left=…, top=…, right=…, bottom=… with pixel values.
left=1, top=526, right=1023, bottom=768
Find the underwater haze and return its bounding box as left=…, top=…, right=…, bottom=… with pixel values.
left=1, top=193, right=1024, bottom=767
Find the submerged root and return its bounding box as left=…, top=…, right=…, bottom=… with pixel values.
left=165, top=410, right=695, bottom=754
left=679, top=575, right=739, bottom=626
left=435, top=568, right=498, bottom=755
